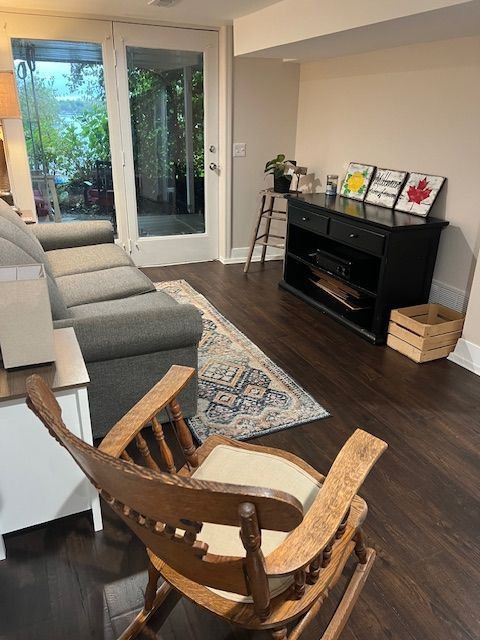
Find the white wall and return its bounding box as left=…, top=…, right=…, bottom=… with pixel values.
left=294, top=36, right=480, bottom=296
left=231, top=57, right=299, bottom=254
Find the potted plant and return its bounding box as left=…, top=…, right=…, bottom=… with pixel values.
left=265, top=154, right=293, bottom=193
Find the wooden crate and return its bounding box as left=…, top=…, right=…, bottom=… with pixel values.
left=387, top=303, right=464, bottom=363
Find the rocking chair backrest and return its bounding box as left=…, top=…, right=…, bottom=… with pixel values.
left=25, top=374, right=304, bottom=597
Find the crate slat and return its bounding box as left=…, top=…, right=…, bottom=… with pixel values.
left=387, top=334, right=457, bottom=363
left=388, top=322, right=463, bottom=351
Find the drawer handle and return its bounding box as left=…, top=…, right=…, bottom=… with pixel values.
left=301, top=216, right=310, bottom=222
left=349, top=233, right=359, bottom=239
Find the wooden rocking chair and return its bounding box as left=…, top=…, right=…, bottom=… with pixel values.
left=25, top=365, right=387, bottom=640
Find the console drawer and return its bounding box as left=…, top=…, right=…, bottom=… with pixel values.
left=289, top=204, right=329, bottom=236
left=329, top=219, right=385, bottom=255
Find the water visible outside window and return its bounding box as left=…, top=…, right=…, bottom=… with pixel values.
left=12, top=39, right=116, bottom=227
left=126, top=47, right=205, bottom=237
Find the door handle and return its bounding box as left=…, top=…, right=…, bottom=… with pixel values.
left=349, top=233, right=359, bottom=239
left=209, top=162, right=218, bottom=171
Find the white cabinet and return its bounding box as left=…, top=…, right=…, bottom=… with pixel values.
left=0, top=328, right=102, bottom=560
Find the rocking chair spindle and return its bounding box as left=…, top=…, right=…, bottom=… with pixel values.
left=336, top=508, right=350, bottom=539
left=120, top=449, right=134, bottom=464
left=151, top=416, right=176, bottom=474
left=293, top=569, right=307, bottom=599
left=322, top=539, right=334, bottom=568
left=169, top=397, right=198, bottom=468
left=135, top=432, right=159, bottom=471
left=307, top=554, right=322, bottom=584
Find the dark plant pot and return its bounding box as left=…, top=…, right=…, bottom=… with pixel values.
left=274, top=175, right=292, bottom=194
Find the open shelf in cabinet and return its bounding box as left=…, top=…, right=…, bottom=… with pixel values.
left=283, top=257, right=376, bottom=334
left=286, top=225, right=381, bottom=296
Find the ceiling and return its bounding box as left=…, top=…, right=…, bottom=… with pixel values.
left=0, top=0, right=280, bottom=26
left=243, top=1, right=480, bottom=61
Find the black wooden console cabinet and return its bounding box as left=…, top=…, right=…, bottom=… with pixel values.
left=280, top=193, right=449, bottom=343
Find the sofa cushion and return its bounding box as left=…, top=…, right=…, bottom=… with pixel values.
left=56, top=266, right=156, bottom=308
left=46, top=243, right=133, bottom=277
left=0, top=202, right=53, bottom=277
left=70, top=289, right=179, bottom=319
left=64, top=291, right=203, bottom=360
left=31, top=219, right=115, bottom=251
left=191, top=444, right=322, bottom=602
left=0, top=237, right=69, bottom=320
left=0, top=198, right=33, bottom=234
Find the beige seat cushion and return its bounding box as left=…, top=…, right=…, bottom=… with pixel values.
left=192, top=444, right=322, bottom=602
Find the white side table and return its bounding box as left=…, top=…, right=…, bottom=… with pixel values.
left=0, top=327, right=102, bottom=560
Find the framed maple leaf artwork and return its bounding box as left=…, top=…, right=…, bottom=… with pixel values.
left=365, top=168, right=407, bottom=208
left=340, top=162, right=376, bottom=201
left=395, top=173, right=446, bottom=217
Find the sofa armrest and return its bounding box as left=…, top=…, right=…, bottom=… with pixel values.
left=66, top=303, right=203, bottom=362
left=30, top=220, right=114, bottom=251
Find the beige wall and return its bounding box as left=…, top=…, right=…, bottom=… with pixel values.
left=231, top=57, right=299, bottom=251
left=294, top=36, right=480, bottom=294
left=463, top=265, right=480, bottom=344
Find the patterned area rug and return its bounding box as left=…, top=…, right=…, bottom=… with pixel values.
left=155, top=280, right=329, bottom=442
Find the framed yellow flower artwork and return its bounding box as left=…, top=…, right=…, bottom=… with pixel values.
left=340, top=162, right=376, bottom=201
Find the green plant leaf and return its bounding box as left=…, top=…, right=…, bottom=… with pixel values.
left=265, top=153, right=288, bottom=174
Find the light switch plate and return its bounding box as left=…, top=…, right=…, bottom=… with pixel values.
left=233, top=143, right=246, bottom=157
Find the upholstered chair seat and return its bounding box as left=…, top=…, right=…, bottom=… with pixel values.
left=191, top=444, right=322, bottom=601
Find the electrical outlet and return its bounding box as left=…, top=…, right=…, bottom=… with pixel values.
left=233, top=143, right=246, bottom=157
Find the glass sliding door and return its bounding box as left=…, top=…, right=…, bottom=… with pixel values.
left=11, top=38, right=116, bottom=228
left=114, top=24, right=218, bottom=265
left=127, top=47, right=205, bottom=237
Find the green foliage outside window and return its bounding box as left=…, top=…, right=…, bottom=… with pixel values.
left=16, top=60, right=205, bottom=190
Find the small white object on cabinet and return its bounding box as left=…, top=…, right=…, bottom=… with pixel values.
left=0, top=328, right=102, bottom=560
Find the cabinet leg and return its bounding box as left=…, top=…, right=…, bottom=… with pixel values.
left=91, top=492, right=103, bottom=532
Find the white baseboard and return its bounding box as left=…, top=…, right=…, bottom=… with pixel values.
left=219, top=246, right=284, bottom=265
left=448, top=338, right=480, bottom=376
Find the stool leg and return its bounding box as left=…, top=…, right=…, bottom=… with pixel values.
left=244, top=194, right=266, bottom=274
left=261, top=195, right=274, bottom=264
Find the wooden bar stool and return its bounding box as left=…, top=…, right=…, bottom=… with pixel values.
left=244, top=189, right=289, bottom=273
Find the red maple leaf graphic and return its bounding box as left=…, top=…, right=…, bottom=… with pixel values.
left=407, top=177, right=432, bottom=205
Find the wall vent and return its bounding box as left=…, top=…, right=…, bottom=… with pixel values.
left=429, top=279, right=469, bottom=314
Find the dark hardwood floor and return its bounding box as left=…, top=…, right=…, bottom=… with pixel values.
left=1, top=260, right=479, bottom=640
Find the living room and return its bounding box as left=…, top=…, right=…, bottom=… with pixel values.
left=0, top=1, right=479, bottom=639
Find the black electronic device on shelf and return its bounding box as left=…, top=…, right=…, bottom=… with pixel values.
left=280, top=193, right=449, bottom=344
left=309, top=245, right=377, bottom=282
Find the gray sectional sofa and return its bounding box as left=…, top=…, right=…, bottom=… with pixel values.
left=0, top=199, right=203, bottom=438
